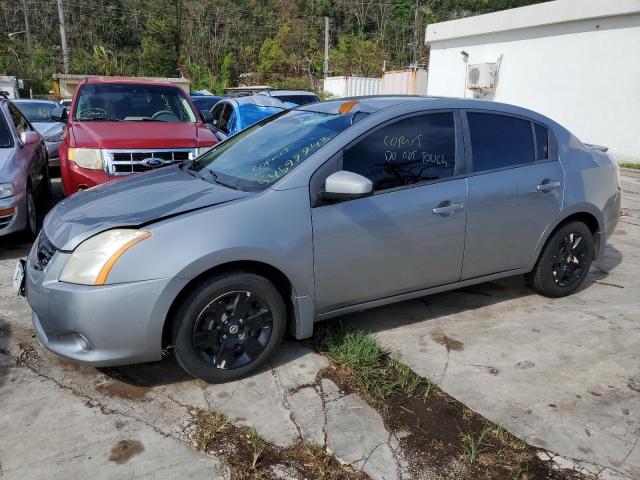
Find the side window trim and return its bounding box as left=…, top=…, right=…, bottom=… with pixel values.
left=462, top=108, right=541, bottom=176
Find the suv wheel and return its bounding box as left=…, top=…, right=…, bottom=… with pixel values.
left=172, top=271, right=286, bottom=383
left=527, top=221, right=594, bottom=297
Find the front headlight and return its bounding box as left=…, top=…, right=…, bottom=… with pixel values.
left=68, top=148, right=103, bottom=170
left=197, top=146, right=213, bottom=156
left=44, top=128, right=64, bottom=142
left=0, top=183, right=14, bottom=200
left=60, top=229, right=151, bottom=285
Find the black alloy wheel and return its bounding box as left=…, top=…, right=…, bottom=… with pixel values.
left=192, top=291, right=273, bottom=369
left=551, top=232, right=589, bottom=288
left=172, top=271, right=286, bottom=383
left=527, top=221, right=594, bottom=298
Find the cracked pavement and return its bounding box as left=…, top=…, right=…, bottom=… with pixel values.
left=1, top=173, right=639, bottom=479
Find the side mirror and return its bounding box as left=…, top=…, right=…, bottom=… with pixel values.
left=320, top=170, right=373, bottom=201
left=51, top=107, right=67, bottom=122
left=200, top=109, right=214, bottom=123
left=20, top=131, right=40, bottom=146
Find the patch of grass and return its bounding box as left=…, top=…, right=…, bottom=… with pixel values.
left=311, top=322, right=434, bottom=402
left=190, top=407, right=229, bottom=450
left=620, top=162, right=640, bottom=170
left=461, top=424, right=492, bottom=464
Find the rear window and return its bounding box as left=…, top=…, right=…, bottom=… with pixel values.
left=467, top=112, right=534, bottom=172
left=274, top=95, right=320, bottom=106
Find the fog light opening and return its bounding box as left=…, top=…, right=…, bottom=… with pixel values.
left=73, top=333, right=94, bottom=352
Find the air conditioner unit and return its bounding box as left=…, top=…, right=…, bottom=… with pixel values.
left=466, top=63, right=497, bottom=90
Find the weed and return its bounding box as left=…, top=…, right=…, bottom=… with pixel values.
left=461, top=424, right=492, bottom=464
left=245, top=427, right=268, bottom=470
left=190, top=407, right=228, bottom=450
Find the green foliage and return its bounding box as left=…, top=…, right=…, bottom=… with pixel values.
left=312, top=322, right=434, bottom=402
left=0, top=0, right=547, bottom=95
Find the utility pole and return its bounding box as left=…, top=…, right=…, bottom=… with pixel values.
left=323, top=16, right=329, bottom=79
left=412, top=0, right=419, bottom=66
left=56, top=0, right=70, bottom=73
left=21, top=0, right=32, bottom=53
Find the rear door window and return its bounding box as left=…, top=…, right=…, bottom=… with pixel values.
left=467, top=112, right=534, bottom=172
left=534, top=123, right=549, bottom=160
left=342, top=112, right=457, bottom=192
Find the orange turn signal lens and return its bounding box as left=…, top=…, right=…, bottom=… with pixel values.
left=95, top=231, right=151, bottom=285
left=0, top=207, right=16, bottom=217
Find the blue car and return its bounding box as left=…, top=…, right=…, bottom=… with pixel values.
left=208, top=95, right=288, bottom=140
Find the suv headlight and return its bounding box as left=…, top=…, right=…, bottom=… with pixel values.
left=0, top=183, right=14, bottom=199
left=60, top=229, right=151, bottom=285
left=68, top=148, right=103, bottom=170
left=197, top=146, right=213, bottom=156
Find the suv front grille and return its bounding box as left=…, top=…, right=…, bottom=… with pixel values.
left=105, top=149, right=195, bottom=176
left=33, top=232, right=56, bottom=271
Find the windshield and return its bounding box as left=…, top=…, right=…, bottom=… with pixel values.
left=73, top=83, right=197, bottom=123
left=189, top=109, right=352, bottom=191
left=15, top=102, right=56, bottom=122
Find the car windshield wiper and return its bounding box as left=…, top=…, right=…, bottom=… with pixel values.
left=201, top=169, right=237, bottom=190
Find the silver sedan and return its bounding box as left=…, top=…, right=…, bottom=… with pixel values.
left=24, top=96, right=621, bottom=382
left=0, top=98, right=50, bottom=237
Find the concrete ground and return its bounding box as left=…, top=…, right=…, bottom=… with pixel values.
left=0, top=172, right=638, bottom=479
left=346, top=169, right=640, bottom=479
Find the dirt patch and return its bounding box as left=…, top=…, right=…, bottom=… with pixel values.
left=108, top=439, right=145, bottom=464
left=15, top=342, right=39, bottom=368
left=190, top=407, right=367, bottom=480
left=431, top=332, right=464, bottom=352
left=96, top=380, right=150, bottom=402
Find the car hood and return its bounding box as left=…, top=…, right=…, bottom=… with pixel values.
left=33, top=122, right=62, bottom=137
left=71, top=121, right=203, bottom=149
left=43, top=165, right=250, bottom=250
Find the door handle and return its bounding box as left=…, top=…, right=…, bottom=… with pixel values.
left=536, top=180, right=561, bottom=192
left=433, top=201, right=465, bottom=215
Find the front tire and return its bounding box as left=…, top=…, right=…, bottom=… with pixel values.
left=527, top=221, right=594, bottom=297
left=23, top=185, right=38, bottom=239
left=172, top=271, right=286, bottom=383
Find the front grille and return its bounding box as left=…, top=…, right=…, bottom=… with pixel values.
left=33, top=232, right=56, bottom=271
left=106, top=149, right=195, bottom=175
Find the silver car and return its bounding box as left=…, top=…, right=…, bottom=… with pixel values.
left=13, top=99, right=65, bottom=167
left=0, top=98, right=50, bottom=237
left=23, top=97, right=621, bottom=382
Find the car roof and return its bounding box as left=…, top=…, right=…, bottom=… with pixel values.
left=82, top=76, right=179, bottom=88
left=264, top=90, right=318, bottom=97
left=298, top=95, right=556, bottom=122
left=225, top=95, right=288, bottom=108
left=13, top=99, right=58, bottom=105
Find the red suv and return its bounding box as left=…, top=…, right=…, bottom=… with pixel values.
left=55, top=77, right=217, bottom=196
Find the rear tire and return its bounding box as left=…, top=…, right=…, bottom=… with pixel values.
left=172, top=271, right=286, bottom=383
left=526, top=221, right=594, bottom=297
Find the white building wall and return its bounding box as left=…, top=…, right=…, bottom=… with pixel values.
left=427, top=11, right=640, bottom=162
